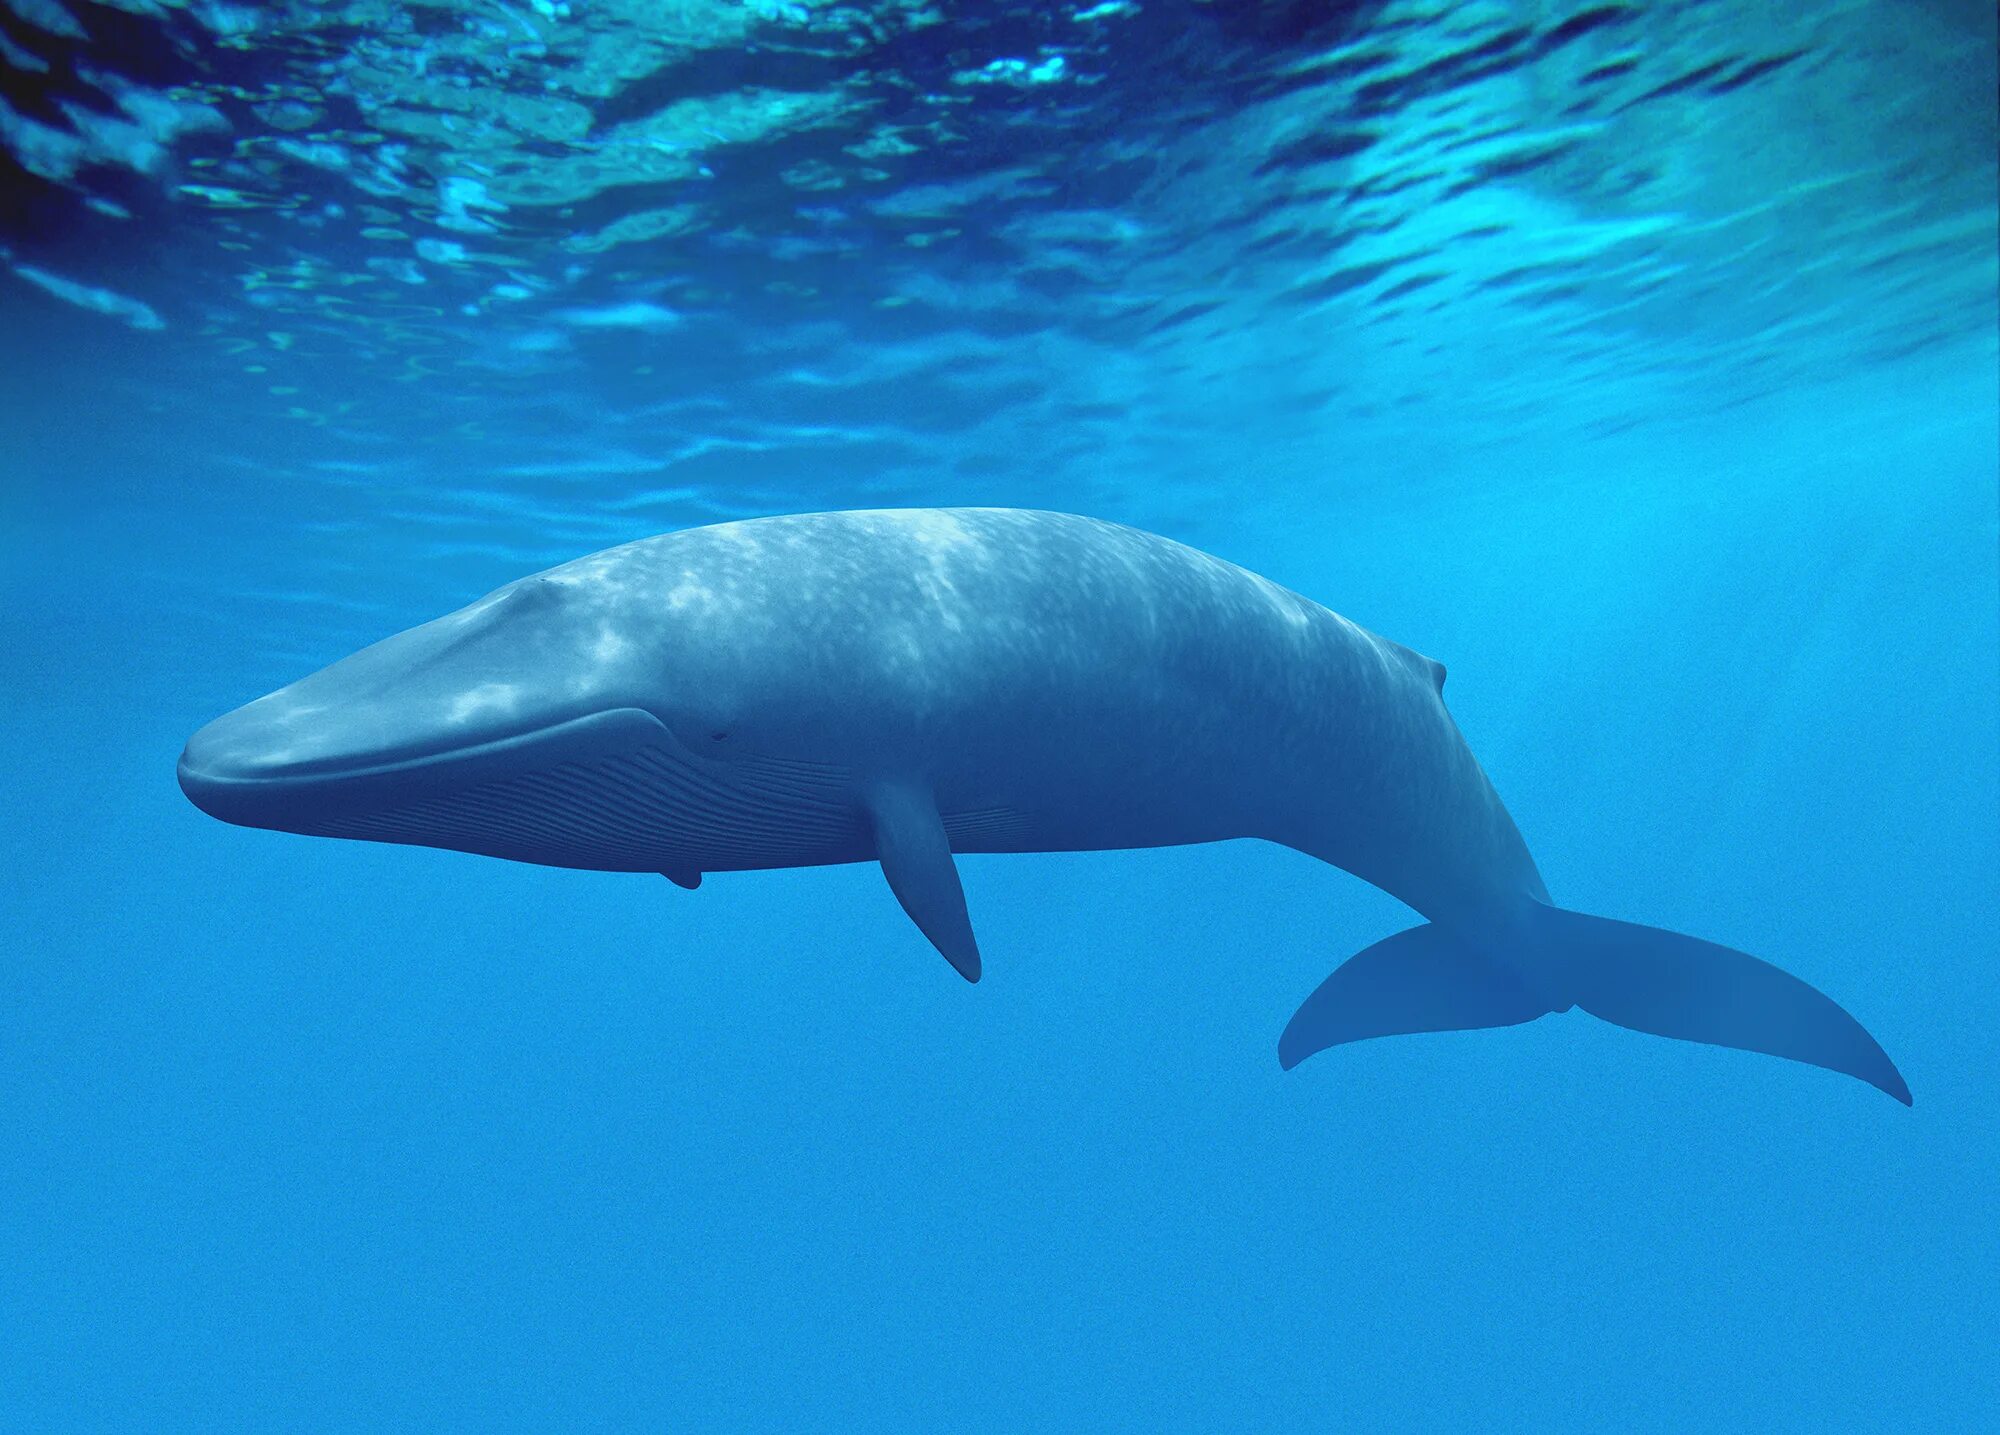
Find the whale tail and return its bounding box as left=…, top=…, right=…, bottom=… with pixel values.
left=1278, top=899, right=1910, bottom=1105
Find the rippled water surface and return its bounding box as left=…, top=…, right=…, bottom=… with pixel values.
left=4, top=1, right=1997, bottom=1429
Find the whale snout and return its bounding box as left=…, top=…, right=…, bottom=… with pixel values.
left=177, top=740, right=277, bottom=828
left=177, top=697, right=370, bottom=830
left=177, top=568, right=746, bottom=867
left=179, top=698, right=321, bottom=786
left=175, top=676, right=580, bottom=833
left=178, top=583, right=616, bottom=832
left=179, top=698, right=751, bottom=876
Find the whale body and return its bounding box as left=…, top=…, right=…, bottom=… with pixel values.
left=178, top=508, right=1910, bottom=1104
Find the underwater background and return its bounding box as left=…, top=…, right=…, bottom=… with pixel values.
left=3, top=0, right=1996, bottom=1428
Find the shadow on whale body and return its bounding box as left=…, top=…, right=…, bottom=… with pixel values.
left=179, top=508, right=1912, bottom=1106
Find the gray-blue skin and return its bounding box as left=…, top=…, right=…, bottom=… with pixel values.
left=179, top=508, right=1911, bottom=1104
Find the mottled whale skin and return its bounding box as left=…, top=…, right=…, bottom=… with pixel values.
left=179, top=508, right=1909, bottom=1104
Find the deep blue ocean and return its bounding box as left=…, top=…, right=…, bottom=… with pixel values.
left=3, top=1, right=1997, bottom=1428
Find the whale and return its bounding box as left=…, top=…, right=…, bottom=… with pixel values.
left=178, top=507, right=1910, bottom=1104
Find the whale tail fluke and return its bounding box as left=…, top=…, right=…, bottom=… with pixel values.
left=1277, top=923, right=1551, bottom=1068
left=1532, top=901, right=1911, bottom=1104
left=1279, top=900, right=1910, bottom=1105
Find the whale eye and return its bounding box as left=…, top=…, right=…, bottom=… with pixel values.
left=709, top=730, right=729, bottom=742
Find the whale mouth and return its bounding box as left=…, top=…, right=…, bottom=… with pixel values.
left=179, top=705, right=867, bottom=874
left=178, top=707, right=680, bottom=834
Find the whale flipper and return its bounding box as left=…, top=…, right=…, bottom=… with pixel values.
left=869, top=782, right=981, bottom=983
left=1278, top=923, right=1550, bottom=1069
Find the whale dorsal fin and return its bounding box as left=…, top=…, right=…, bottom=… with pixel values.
left=1384, top=637, right=1446, bottom=692
left=868, top=781, right=982, bottom=983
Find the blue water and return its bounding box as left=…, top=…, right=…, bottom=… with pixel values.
left=4, top=0, right=1997, bottom=1427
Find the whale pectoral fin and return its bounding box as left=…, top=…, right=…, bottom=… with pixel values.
left=662, top=868, right=701, bottom=890
left=868, top=783, right=981, bottom=983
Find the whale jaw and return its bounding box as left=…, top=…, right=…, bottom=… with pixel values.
left=179, top=706, right=866, bottom=875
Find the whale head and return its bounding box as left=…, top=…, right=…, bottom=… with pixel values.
left=177, top=545, right=862, bottom=873
left=184, top=576, right=599, bottom=775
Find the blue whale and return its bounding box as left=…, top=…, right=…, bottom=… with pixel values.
left=179, top=508, right=1910, bottom=1104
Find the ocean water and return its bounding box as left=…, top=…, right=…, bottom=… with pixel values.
left=3, top=0, right=1997, bottom=1428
